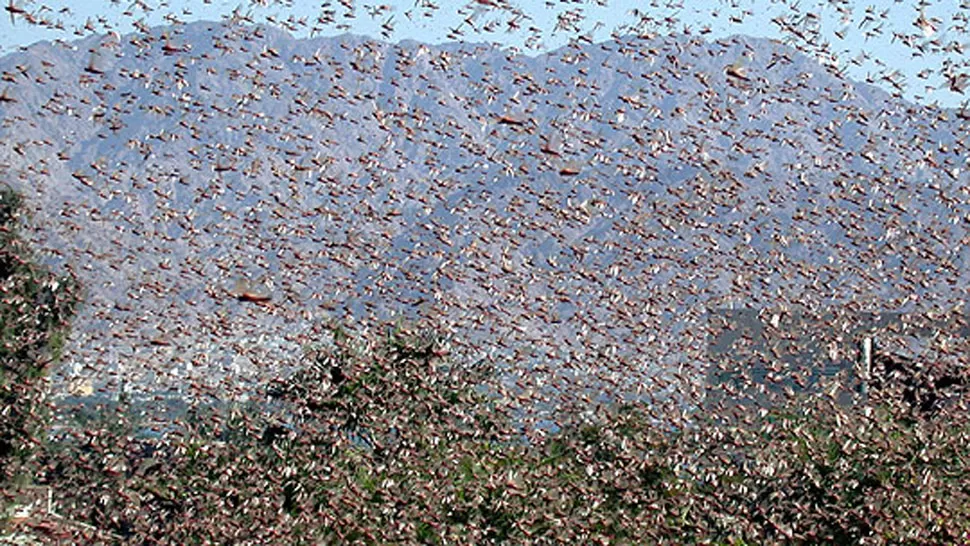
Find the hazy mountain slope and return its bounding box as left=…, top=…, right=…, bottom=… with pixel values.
left=0, top=21, right=966, bottom=398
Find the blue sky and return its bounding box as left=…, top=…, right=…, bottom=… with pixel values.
left=1, top=0, right=966, bottom=107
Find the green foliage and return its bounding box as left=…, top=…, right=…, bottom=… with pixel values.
left=38, top=324, right=970, bottom=544
left=0, top=185, right=80, bottom=490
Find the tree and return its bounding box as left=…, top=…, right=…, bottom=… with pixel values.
left=0, top=185, right=79, bottom=491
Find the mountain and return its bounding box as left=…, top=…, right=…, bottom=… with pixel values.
left=0, top=21, right=966, bottom=400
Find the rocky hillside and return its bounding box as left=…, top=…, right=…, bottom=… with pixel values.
left=0, top=21, right=966, bottom=398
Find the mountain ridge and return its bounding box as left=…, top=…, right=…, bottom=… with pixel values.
left=0, top=20, right=965, bottom=398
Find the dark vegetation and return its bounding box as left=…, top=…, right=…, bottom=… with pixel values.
left=38, top=329, right=970, bottom=544
left=3, top=187, right=970, bottom=544
left=0, top=185, right=79, bottom=491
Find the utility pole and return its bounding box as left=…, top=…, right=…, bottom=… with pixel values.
left=859, top=335, right=872, bottom=397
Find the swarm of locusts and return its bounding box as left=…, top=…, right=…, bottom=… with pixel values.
left=2, top=0, right=970, bottom=543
